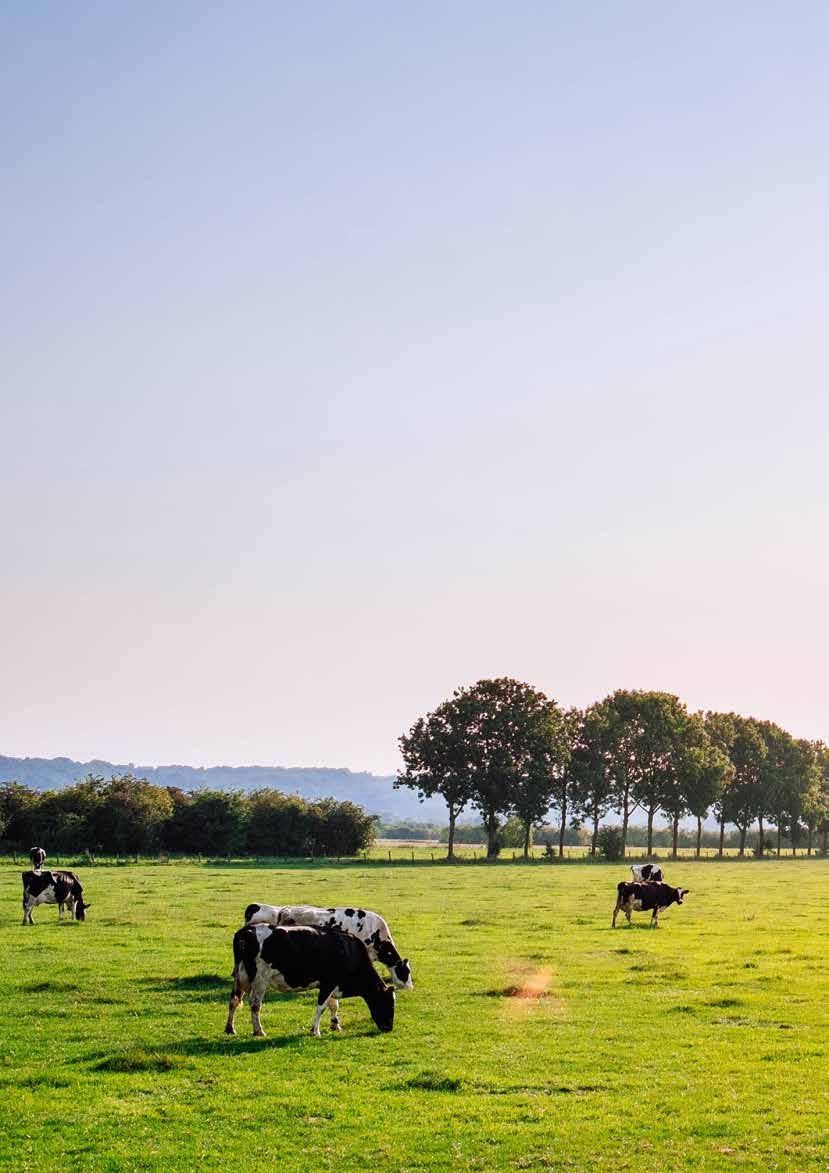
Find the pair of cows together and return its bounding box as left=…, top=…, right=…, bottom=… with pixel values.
left=613, top=862, right=690, bottom=928
left=226, top=903, right=412, bottom=1038
left=21, top=846, right=90, bottom=925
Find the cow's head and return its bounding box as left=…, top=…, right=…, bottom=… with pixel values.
left=675, top=888, right=690, bottom=905
left=390, top=958, right=413, bottom=991
left=75, top=901, right=91, bottom=921
left=366, top=984, right=396, bottom=1033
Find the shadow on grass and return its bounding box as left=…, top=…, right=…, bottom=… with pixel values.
left=138, top=973, right=229, bottom=992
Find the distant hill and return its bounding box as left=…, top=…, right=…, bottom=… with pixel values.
left=0, top=754, right=448, bottom=823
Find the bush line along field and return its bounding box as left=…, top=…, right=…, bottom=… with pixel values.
left=2, top=861, right=827, bottom=1171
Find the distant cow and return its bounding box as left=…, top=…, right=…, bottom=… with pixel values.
left=612, top=881, right=689, bottom=928
left=21, top=871, right=90, bottom=925
left=630, top=863, right=663, bottom=883
left=29, top=847, right=46, bottom=871
left=243, top=903, right=413, bottom=990
left=225, top=924, right=396, bottom=1037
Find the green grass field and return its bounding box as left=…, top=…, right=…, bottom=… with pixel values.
left=2, top=860, right=826, bottom=1171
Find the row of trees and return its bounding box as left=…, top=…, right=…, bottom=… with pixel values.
left=0, top=776, right=377, bottom=858
left=397, top=680, right=829, bottom=860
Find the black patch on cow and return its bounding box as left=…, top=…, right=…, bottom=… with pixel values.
left=243, top=903, right=261, bottom=923
left=357, top=910, right=366, bottom=919
left=344, top=908, right=355, bottom=918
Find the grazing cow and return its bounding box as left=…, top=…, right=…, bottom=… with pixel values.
left=29, top=847, right=46, bottom=871
left=243, top=903, right=413, bottom=990
left=612, top=881, right=689, bottom=928
left=21, top=871, right=90, bottom=925
left=225, top=924, right=396, bottom=1038
left=630, top=863, right=663, bottom=883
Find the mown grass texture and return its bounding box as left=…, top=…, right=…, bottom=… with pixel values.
left=1, top=860, right=826, bottom=1170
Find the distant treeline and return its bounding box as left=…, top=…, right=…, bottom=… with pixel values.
left=398, top=680, right=829, bottom=860
left=0, top=776, right=376, bottom=858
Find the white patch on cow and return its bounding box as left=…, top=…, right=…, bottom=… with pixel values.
left=632, top=900, right=643, bottom=912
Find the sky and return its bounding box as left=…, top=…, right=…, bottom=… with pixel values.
left=2, top=3, right=828, bottom=776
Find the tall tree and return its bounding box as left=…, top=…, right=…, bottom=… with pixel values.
left=399, top=678, right=568, bottom=859
left=397, top=700, right=475, bottom=860
left=511, top=702, right=572, bottom=858
left=569, top=705, right=616, bottom=856
left=705, top=713, right=766, bottom=856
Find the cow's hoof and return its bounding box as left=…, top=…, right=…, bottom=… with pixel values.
left=253, top=1030, right=266, bottom=1038
left=225, top=1026, right=236, bottom=1036
left=310, top=1027, right=321, bottom=1037
left=331, top=1022, right=342, bottom=1032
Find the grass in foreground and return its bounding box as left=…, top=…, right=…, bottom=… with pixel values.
left=1, top=860, right=827, bottom=1170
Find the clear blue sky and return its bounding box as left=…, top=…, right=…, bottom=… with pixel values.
left=2, top=3, right=827, bottom=774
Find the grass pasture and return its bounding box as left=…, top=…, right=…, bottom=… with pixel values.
left=1, top=860, right=827, bottom=1171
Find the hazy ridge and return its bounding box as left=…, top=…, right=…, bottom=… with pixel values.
left=0, top=755, right=447, bottom=822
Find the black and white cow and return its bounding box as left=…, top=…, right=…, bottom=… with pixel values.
left=29, top=846, right=46, bottom=871
left=225, top=924, right=396, bottom=1038
left=243, top=903, right=413, bottom=990
left=21, top=871, right=90, bottom=925
left=630, top=863, right=663, bottom=883
left=612, top=881, right=689, bottom=928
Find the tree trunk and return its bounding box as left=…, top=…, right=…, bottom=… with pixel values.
left=758, top=815, right=764, bottom=857
left=485, top=810, right=499, bottom=859
left=822, top=824, right=828, bottom=854
left=776, top=823, right=781, bottom=857
left=446, top=804, right=457, bottom=861
left=738, top=825, right=746, bottom=856
left=621, top=785, right=630, bottom=857
left=646, top=808, right=655, bottom=856
left=696, top=816, right=702, bottom=859
left=718, top=815, right=725, bottom=858
left=558, top=792, right=567, bottom=858
left=807, top=826, right=813, bottom=856
left=590, top=809, right=599, bottom=857
left=523, top=820, right=531, bottom=860
left=671, top=815, right=679, bottom=859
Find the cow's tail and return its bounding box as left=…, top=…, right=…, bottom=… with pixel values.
left=230, top=926, right=257, bottom=992
left=617, top=881, right=627, bottom=895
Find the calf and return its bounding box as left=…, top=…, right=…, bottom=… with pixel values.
left=21, top=871, right=90, bottom=925
left=29, top=846, right=46, bottom=871
left=225, top=924, right=396, bottom=1038
left=612, top=881, right=689, bottom=928
left=630, top=863, right=663, bottom=883
left=243, top=903, right=413, bottom=990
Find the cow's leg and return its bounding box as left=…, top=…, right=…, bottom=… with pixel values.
left=22, top=898, right=35, bottom=926
left=625, top=902, right=632, bottom=925
left=652, top=908, right=659, bottom=928
left=311, top=987, right=338, bottom=1036
left=249, top=974, right=269, bottom=1038
left=225, top=980, right=246, bottom=1036
left=327, top=995, right=341, bottom=1032
left=612, top=899, right=622, bottom=927
left=58, top=902, right=64, bottom=920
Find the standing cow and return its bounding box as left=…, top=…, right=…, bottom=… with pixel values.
left=243, top=903, right=413, bottom=990
left=225, top=923, right=396, bottom=1037
left=630, top=863, right=663, bottom=883
left=22, top=871, right=90, bottom=924
left=612, top=881, right=689, bottom=928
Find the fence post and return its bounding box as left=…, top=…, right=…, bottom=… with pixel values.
left=388, top=850, right=392, bottom=863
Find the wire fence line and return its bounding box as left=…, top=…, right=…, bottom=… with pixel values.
left=2, top=845, right=825, bottom=868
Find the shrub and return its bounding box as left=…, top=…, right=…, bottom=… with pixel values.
left=597, top=826, right=624, bottom=861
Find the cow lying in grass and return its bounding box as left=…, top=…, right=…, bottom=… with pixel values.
left=225, top=924, right=396, bottom=1037
left=243, top=903, right=413, bottom=990
left=612, top=881, right=689, bottom=928
left=22, top=871, right=90, bottom=925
